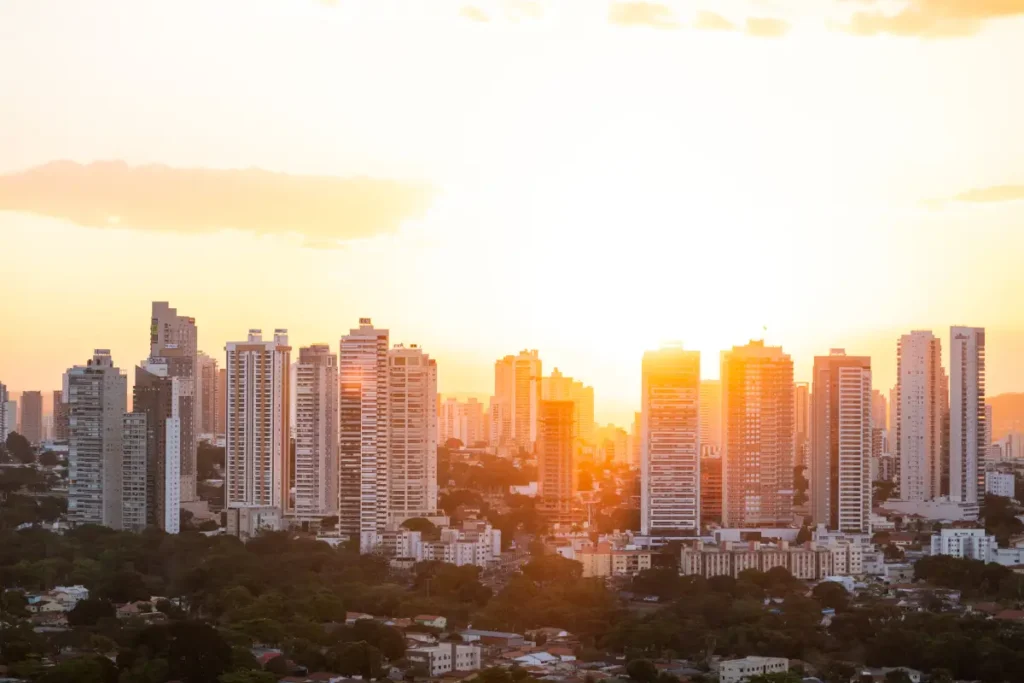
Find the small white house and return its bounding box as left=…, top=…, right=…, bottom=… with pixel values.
left=408, top=643, right=482, bottom=677
left=719, top=657, right=789, bottom=683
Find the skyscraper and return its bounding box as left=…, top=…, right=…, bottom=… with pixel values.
left=20, top=390, right=43, bottom=444
left=950, top=326, right=986, bottom=504
left=339, top=319, right=389, bottom=547
left=133, top=361, right=185, bottom=532
left=641, top=346, right=701, bottom=537
left=871, top=390, right=888, bottom=431
left=493, top=350, right=542, bottom=452
left=0, top=382, right=11, bottom=441
left=225, top=329, right=291, bottom=510
left=67, top=350, right=128, bottom=528
left=215, top=368, right=227, bottom=436
left=811, top=349, right=872, bottom=533
left=699, top=380, right=722, bottom=455
left=538, top=400, right=576, bottom=523
left=794, top=382, right=811, bottom=470
left=197, top=352, right=219, bottom=436
left=542, top=368, right=595, bottom=445
left=896, top=331, right=945, bottom=501
left=150, top=302, right=198, bottom=501
left=121, top=412, right=149, bottom=532
left=53, top=388, right=70, bottom=441
left=721, top=341, right=795, bottom=528
left=293, top=344, right=339, bottom=524
left=387, top=344, right=438, bottom=525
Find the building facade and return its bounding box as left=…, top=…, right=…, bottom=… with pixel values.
left=438, top=397, right=485, bottom=447
left=20, top=390, right=43, bottom=445
left=121, top=412, right=149, bottom=532
left=949, top=326, right=986, bottom=504
left=542, top=368, right=595, bottom=445
left=133, top=362, right=185, bottom=532
left=721, top=341, right=795, bottom=527
left=150, top=302, right=198, bottom=501
left=493, top=350, right=542, bottom=451
left=896, top=331, right=945, bottom=501
left=699, top=380, right=723, bottom=455
left=196, top=352, right=219, bottom=437
left=67, top=350, right=128, bottom=528
left=387, top=344, right=438, bottom=525
left=538, top=400, right=576, bottom=523
left=225, top=330, right=291, bottom=511
left=811, top=350, right=872, bottom=533
left=339, top=319, right=389, bottom=547
left=292, top=344, right=339, bottom=524
left=53, top=388, right=69, bottom=441
left=641, top=346, right=701, bottom=536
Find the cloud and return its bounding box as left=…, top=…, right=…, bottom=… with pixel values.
left=694, top=11, right=736, bottom=30
left=459, top=5, right=490, bottom=22
left=840, top=0, right=1024, bottom=37
left=953, top=185, right=1024, bottom=203
left=608, top=1, right=679, bottom=29
left=0, top=161, right=435, bottom=248
left=745, top=16, right=791, bottom=37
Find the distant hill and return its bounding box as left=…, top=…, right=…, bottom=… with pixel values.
left=989, top=393, right=1024, bottom=440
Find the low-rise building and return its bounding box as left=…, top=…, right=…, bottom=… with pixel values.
left=459, top=629, right=525, bottom=648
left=680, top=540, right=866, bottom=580
left=986, top=471, right=1015, bottom=499
left=407, top=642, right=482, bottom=677
left=719, top=656, right=789, bottom=683
left=577, top=543, right=652, bottom=578
left=414, top=615, right=447, bottom=629
left=930, top=528, right=997, bottom=561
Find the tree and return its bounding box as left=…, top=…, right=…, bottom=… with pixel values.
left=130, top=621, right=233, bottom=683
left=401, top=517, right=440, bottom=540
left=749, top=673, right=802, bottom=683
left=626, top=658, right=659, bottom=683
left=39, top=450, right=60, bottom=467
left=5, top=432, right=34, bottom=464
left=333, top=642, right=382, bottom=679
left=263, top=654, right=290, bottom=676
left=884, top=670, right=912, bottom=683
left=795, top=524, right=811, bottom=544
left=812, top=581, right=850, bottom=611
left=37, top=656, right=118, bottom=683
left=219, top=672, right=277, bottom=683
left=68, top=598, right=116, bottom=627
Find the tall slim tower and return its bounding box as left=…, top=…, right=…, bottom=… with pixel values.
left=641, top=346, right=701, bottom=537
left=538, top=400, right=576, bottom=523
left=542, top=369, right=595, bottom=445
left=699, top=380, right=723, bottom=455
left=53, top=388, right=70, bottom=441
left=150, top=302, right=198, bottom=502
left=196, top=352, right=219, bottom=437
left=293, top=344, right=339, bottom=524
left=339, top=319, right=389, bottom=547
left=0, top=382, right=9, bottom=441
left=224, top=330, right=291, bottom=510
left=215, top=368, right=227, bottom=436
left=121, top=412, right=149, bottom=532
left=67, top=350, right=128, bottom=528
left=794, top=382, right=811, bottom=470
left=20, top=391, right=43, bottom=445
left=896, top=331, right=944, bottom=501
left=438, top=398, right=486, bottom=447
left=811, top=350, right=872, bottom=533
left=133, top=362, right=186, bottom=532
left=387, top=345, right=438, bottom=525
left=950, top=326, right=986, bottom=504
left=721, top=341, right=795, bottom=528
left=493, top=351, right=542, bottom=452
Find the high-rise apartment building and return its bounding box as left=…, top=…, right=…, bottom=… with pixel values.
left=225, top=330, right=291, bottom=510
left=811, top=350, right=872, bottom=533
left=721, top=341, right=795, bottom=528
left=896, top=331, right=945, bottom=501
left=53, top=388, right=70, bottom=441
left=700, top=454, right=723, bottom=523
left=699, top=380, right=723, bottom=455
left=493, top=350, right=542, bottom=452
left=197, top=352, right=219, bottom=436
left=67, top=350, right=128, bottom=528
left=439, top=397, right=486, bottom=447
left=641, top=346, right=701, bottom=537
left=387, top=345, right=438, bottom=525
left=150, top=302, right=198, bottom=501
left=595, top=424, right=629, bottom=464
left=133, top=361, right=185, bottom=532
left=216, top=368, right=227, bottom=436
left=0, top=382, right=11, bottom=441
left=871, top=390, right=888, bottom=431
left=339, top=319, right=389, bottom=546
left=20, top=391, right=43, bottom=445
left=630, top=412, right=642, bottom=469
left=538, top=400, right=576, bottom=523
left=121, top=412, right=149, bottom=532
left=542, top=368, right=595, bottom=445
left=794, top=382, right=811, bottom=470
left=950, top=326, right=986, bottom=504
left=293, top=344, right=339, bottom=524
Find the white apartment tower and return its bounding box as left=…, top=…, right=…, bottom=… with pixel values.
left=121, top=412, right=149, bottom=532
left=896, top=331, right=945, bottom=501
left=950, top=326, right=986, bottom=504
left=150, top=302, right=198, bottom=502
left=339, top=319, right=389, bottom=547
left=387, top=345, right=438, bottom=526
left=293, top=344, right=339, bottom=523
left=492, top=350, right=542, bottom=452
left=542, top=368, right=596, bottom=445
left=641, top=346, right=701, bottom=537
left=67, top=350, right=128, bottom=528
left=721, top=341, right=795, bottom=528
left=439, top=397, right=486, bottom=447
left=225, top=330, right=291, bottom=510
left=811, top=350, right=872, bottom=534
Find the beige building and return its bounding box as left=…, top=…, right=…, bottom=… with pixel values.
left=196, top=352, right=219, bottom=436
left=292, top=344, right=339, bottom=524
left=679, top=540, right=864, bottom=580
left=438, top=397, right=485, bottom=447
left=721, top=341, right=794, bottom=528
left=225, top=329, right=291, bottom=511
left=387, top=344, right=438, bottom=526
left=492, top=350, right=542, bottom=451
left=150, top=302, right=198, bottom=502
left=720, top=657, right=789, bottom=683
left=699, top=380, right=722, bottom=455
left=538, top=400, right=576, bottom=523
left=811, top=350, right=872, bottom=534
left=896, top=331, right=945, bottom=501
left=577, top=544, right=652, bottom=578
left=20, top=390, right=43, bottom=445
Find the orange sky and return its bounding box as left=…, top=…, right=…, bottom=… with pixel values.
left=2, top=0, right=1024, bottom=425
